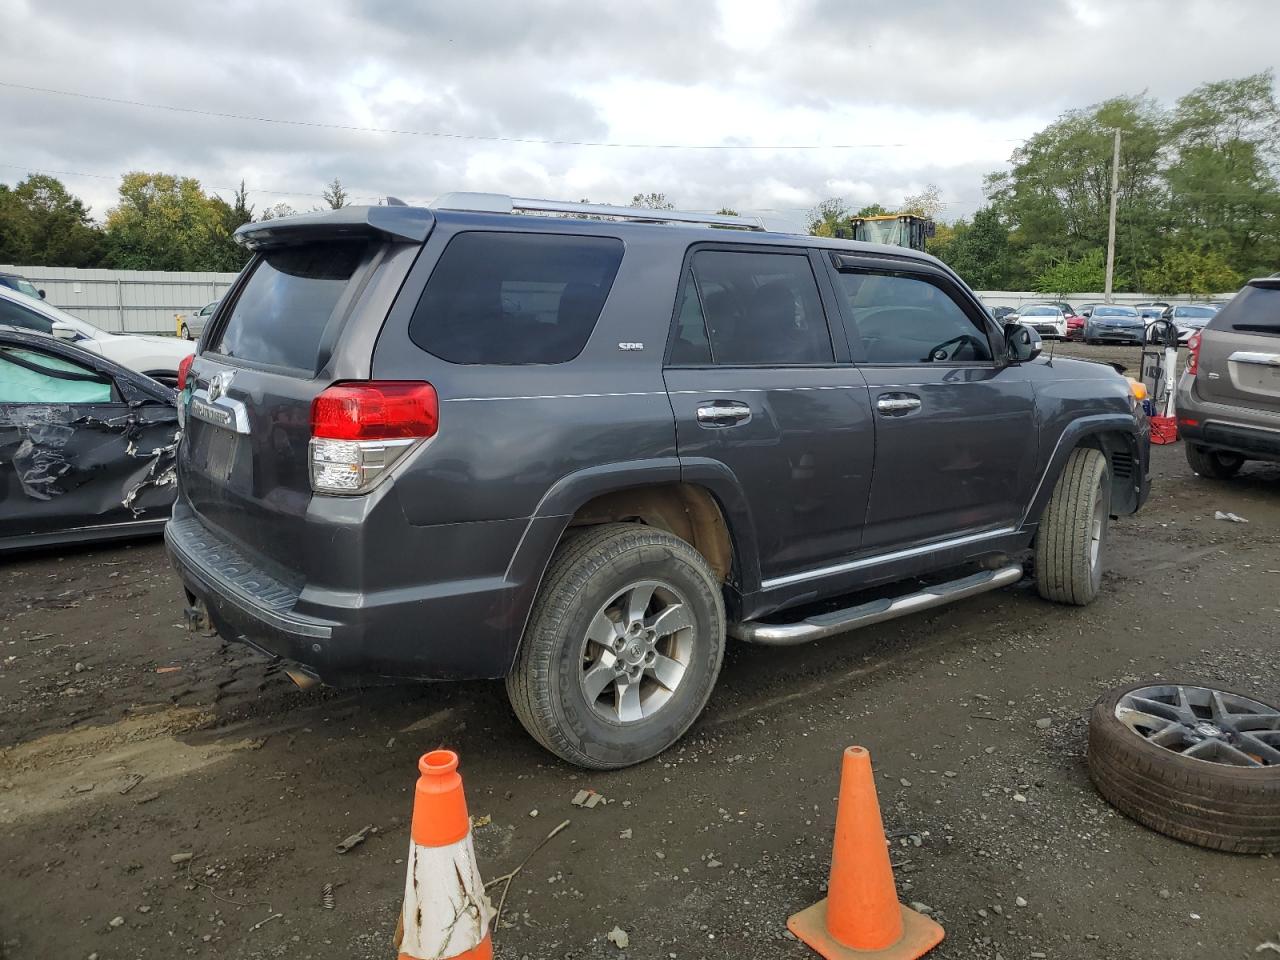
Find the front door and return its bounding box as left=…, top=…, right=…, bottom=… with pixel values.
left=663, top=245, right=874, bottom=586
left=823, top=255, right=1037, bottom=552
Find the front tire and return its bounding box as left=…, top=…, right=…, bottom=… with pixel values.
left=1185, top=444, right=1243, bottom=480
left=180, top=323, right=192, bottom=340
left=1035, top=447, right=1110, bottom=606
left=506, top=523, right=725, bottom=769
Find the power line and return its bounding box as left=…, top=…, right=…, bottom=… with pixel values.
left=0, top=79, right=1028, bottom=152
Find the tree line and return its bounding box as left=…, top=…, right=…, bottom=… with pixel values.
left=810, top=72, right=1279, bottom=295
left=0, top=174, right=349, bottom=273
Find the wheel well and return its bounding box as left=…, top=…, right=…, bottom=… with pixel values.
left=566, top=483, right=734, bottom=582
left=1078, top=432, right=1140, bottom=514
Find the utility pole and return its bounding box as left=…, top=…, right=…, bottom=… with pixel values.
left=1104, top=127, right=1121, bottom=303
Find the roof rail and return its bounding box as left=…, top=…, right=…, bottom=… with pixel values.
left=431, top=192, right=773, bottom=232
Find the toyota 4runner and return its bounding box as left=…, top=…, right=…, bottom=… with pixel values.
left=166, top=194, right=1150, bottom=769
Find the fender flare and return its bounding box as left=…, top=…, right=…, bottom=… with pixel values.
left=1021, top=414, right=1144, bottom=527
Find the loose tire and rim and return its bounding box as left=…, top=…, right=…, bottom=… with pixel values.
left=1088, top=683, right=1280, bottom=853
left=1034, top=446, right=1110, bottom=606
left=506, top=523, right=725, bottom=769
left=1185, top=443, right=1244, bottom=480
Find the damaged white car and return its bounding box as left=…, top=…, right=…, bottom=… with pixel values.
left=0, top=286, right=194, bottom=387
left=0, top=327, right=180, bottom=552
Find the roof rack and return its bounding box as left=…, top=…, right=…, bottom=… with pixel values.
left=431, top=192, right=778, bottom=232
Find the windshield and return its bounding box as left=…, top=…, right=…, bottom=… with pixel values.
left=1095, top=307, right=1138, bottom=317
left=14, top=279, right=41, bottom=299
left=1023, top=306, right=1058, bottom=316
left=1138, top=308, right=1163, bottom=317
left=1177, top=306, right=1217, bottom=318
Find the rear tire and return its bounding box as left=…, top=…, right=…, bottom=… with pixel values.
left=180, top=323, right=191, bottom=340
left=1185, top=444, right=1243, bottom=480
left=1034, top=447, right=1110, bottom=606
left=506, top=523, right=725, bottom=769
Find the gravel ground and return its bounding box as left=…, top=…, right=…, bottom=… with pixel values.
left=2, top=340, right=1278, bottom=960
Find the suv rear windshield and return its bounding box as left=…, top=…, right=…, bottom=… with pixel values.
left=210, top=241, right=368, bottom=372
left=409, top=232, right=624, bottom=365
left=1208, top=283, right=1280, bottom=337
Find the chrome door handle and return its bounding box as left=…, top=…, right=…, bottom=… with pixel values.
left=876, top=395, right=922, bottom=414
left=696, top=401, right=752, bottom=425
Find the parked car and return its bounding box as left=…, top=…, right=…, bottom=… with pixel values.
left=167, top=196, right=1150, bottom=769
left=1084, top=305, right=1145, bottom=345
left=1137, top=306, right=1166, bottom=328
left=0, top=271, right=44, bottom=300
left=1176, top=278, right=1280, bottom=479
left=1077, top=302, right=1102, bottom=318
left=1134, top=301, right=1171, bottom=311
left=0, top=286, right=194, bottom=386
left=1163, top=304, right=1219, bottom=344
left=0, top=327, right=179, bottom=552
left=989, top=305, right=1016, bottom=321
left=1011, top=304, right=1069, bottom=339
left=176, top=301, right=219, bottom=340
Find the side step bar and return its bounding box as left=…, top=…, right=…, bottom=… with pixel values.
left=729, top=564, right=1025, bottom=646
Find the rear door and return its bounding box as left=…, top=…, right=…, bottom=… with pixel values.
left=179, top=223, right=425, bottom=573
left=1195, top=282, right=1280, bottom=413
left=663, top=244, right=874, bottom=585
left=823, top=254, right=1037, bottom=551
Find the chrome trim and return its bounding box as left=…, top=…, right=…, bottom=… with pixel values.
left=734, top=564, right=1023, bottom=645
left=876, top=396, right=922, bottom=413
left=1228, top=351, right=1280, bottom=367
left=759, top=526, right=1019, bottom=591
left=697, top=401, right=751, bottom=424
left=188, top=387, right=251, bottom=435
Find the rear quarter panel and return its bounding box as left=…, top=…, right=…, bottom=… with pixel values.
left=368, top=213, right=684, bottom=527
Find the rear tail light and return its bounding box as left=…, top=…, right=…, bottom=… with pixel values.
left=309, top=381, right=438, bottom=494
left=1185, top=331, right=1202, bottom=376
left=177, top=354, right=194, bottom=391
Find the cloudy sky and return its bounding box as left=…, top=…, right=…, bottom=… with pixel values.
left=2, top=0, right=1277, bottom=226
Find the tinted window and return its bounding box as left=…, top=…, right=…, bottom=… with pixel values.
left=1208, top=284, right=1280, bottom=337
left=410, top=232, right=623, bottom=365
left=689, top=250, right=832, bottom=365
left=0, top=298, right=53, bottom=334
left=1095, top=307, right=1137, bottom=317
left=211, top=241, right=368, bottom=372
left=835, top=271, right=993, bottom=364
left=668, top=269, right=712, bottom=364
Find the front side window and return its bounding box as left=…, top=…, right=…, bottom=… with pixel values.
left=0, top=345, right=114, bottom=403
left=409, top=232, right=624, bottom=365
left=687, top=250, right=833, bottom=365
left=834, top=271, right=993, bottom=364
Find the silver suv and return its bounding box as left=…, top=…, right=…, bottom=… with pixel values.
left=1176, top=278, right=1280, bottom=478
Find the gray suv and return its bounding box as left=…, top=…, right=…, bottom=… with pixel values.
left=166, top=194, right=1150, bottom=768
left=1176, top=278, right=1280, bottom=478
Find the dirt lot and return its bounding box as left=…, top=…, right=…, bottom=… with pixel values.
left=2, top=342, right=1278, bottom=960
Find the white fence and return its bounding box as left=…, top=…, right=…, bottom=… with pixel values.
left=0, top=264, right=241, bottom=335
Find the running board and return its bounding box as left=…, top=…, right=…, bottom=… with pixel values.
left=729, top=564, right=1025, bottom=646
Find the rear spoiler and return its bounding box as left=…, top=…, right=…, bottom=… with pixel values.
left=1247, top=276, right=1280, bottom=290
left=235, top=206, right=434, bottom=251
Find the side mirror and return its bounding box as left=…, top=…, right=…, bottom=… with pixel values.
left=1003, top=322, right=1042, bottom=362
left=50, top=322, right=78, bottom=341
left=37, top=289, right=46, bottom=299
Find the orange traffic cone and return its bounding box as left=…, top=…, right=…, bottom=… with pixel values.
left=788, top=746, right=944, bottom=959
left=396, top=750, right=494, bottom=960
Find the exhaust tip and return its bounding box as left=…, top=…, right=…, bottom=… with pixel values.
left=285, top=668, right=322, bottom=691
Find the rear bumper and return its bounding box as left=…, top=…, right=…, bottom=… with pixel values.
left=1175, top=374, right=1280, bottom=462
left=165, top=501, right=562, bottom=682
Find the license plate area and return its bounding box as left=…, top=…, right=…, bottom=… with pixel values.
left=190, top=420, right=241, bottom=485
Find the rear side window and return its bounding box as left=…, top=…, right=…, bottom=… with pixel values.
left=835, top=271, right=993, bottom=364
left=0, top=346, right=114, bottom=403
left=686, top=250, right=833, bottom=365
left=409, top=232, right=623, bottom=364
left=1209, top=285, right=1279, bottom=337
left=211, top=241, right=368, bottom=372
